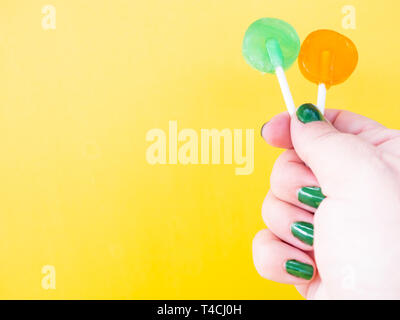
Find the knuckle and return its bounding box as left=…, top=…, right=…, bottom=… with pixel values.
left=261, top=191, right=274, bottom=225
left=270, top=150, right=292, bottom=194
left=252, top=231, right=273, bottom=278
left=313, top=128, right=341, bottom=147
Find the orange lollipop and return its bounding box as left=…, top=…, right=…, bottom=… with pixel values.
left=298, top=30, right=358, bottom=113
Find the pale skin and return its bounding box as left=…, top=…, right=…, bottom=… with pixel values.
left=253, top=108, right=400, bottom=299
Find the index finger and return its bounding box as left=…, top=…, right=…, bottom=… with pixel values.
left=261, top=109, right=384, bottom=149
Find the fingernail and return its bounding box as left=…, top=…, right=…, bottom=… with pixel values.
left=291, top=222, right=314, bottom=246
left=285, top=260, right=314, bottom=280
left=298, top=186, right=326, bottom=209
left=260, top=122, right=269, bottom=137
left=296, top=103, right=324, bottom=123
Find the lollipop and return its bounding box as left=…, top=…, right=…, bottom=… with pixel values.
left=298, top=30, right=358, bottom=113
left=242, top=18, right=300, bottom=115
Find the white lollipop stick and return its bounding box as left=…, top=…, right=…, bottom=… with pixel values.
left=266, top=39, right=296, bottom=116
left=317, top=83, right=326, bottom=114
left=275, top=66, right=296, bottom=116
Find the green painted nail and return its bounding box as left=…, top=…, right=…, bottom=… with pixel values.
left=296, top=103, right=324, bottom=123
left=261, top=122, right=269, bottom=137
left=285, top=260, right=314, bottom=280
left=291, top=222, right=314, bottom=246
left=298, top=186, right=326, bottom=209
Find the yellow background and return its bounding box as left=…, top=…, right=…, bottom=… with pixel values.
left=0, top=0, right=399, bottom=299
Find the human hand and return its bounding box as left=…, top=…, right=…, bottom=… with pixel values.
left=253, top=103, right=400, bottom=299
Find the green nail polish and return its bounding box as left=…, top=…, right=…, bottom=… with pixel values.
left=296, top=103, right=324, bottom=123
left=291, top=222, right=314, bottom=246
left=285, top=260, right=314, bottom=280
left=298, top=186, right=326, bottom=209
left=260, top=122, right=269, bottom=137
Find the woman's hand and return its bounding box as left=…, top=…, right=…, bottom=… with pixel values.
left=253, top=103, right=400, bottom=299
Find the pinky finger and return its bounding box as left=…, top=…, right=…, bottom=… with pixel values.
left=252, top=229, right=316, bottom=284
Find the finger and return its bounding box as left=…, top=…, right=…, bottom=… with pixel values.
left=261, top=108, right=391, bottom=149
left=261, top=112, right=292, bottom=149
left=252, top=229, right=316, bottom=284
left=327, top=109, right=400, bottom=147
left=327, top=109, right=384, bottom=135
left=270, top=149, right=323, bottom=212
left=262, top=191, right=314, bottom=250
left=377, top=135, right=400, bottom=156
left=259, top=111, right=340, bottom=149
left=291, top=104, right=378, bottom=196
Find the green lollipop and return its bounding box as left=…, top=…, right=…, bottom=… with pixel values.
left=242, top=18, right=300, bottom=114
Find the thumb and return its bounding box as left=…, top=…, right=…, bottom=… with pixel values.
left=290, top=103, right=378, bottom=195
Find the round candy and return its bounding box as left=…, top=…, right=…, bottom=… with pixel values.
left=298, top=30, right=358, bottom=88
left=242, top=18, right=300, bottom=73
